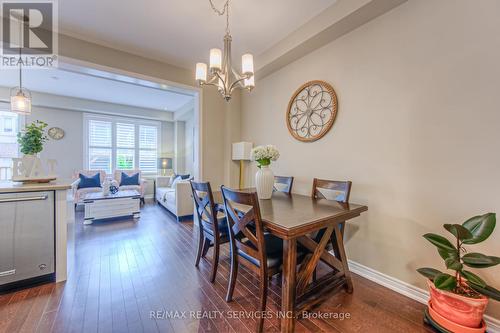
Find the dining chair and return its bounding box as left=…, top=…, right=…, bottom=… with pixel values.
left=191, top=181, right=229, bottom=283
left=311, top=178, right=352, bottom=279
left=221, top=186, right=283, bottom=333
left=273, top=175, right=294, bottom=194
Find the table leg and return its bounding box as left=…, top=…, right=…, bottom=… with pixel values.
left=332, top=223, right=353, bottom=293
left=281, top=238, right=297, bottom=333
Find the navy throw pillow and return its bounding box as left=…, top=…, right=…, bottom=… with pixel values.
left=178, top=174, right=190, bottom=180
left=120, top=172, right=140, bottom=186
left=78, top=173, right=101, bottom=189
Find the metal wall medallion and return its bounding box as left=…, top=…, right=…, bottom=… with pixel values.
left=286, top=80, right=338, bottom=142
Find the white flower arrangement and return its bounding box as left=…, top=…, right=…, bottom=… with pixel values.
left=251, top=145, right=280, bottom=166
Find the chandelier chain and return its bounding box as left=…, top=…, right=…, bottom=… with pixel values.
left=209, top=0, right=230, bottom=34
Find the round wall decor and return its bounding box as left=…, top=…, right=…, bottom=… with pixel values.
left=286, top=80, right=338, bottom=142
left=48, top=127, right=65, bottom=140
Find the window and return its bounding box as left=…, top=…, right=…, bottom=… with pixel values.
left=84, top=114, right=161, bottom=174
left=0, top=110, right=22, bottom=180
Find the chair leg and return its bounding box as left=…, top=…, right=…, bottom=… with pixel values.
left=201, top=238, right=211, bottom=258
left=226, top=248, right=238, bottom=302
left=210, top=241, right=220, bottom=283
left=195, top=230, right=204, bottom=268
left=257, top=270, right=268, bottom=333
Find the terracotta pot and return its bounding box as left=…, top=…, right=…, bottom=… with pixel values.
left=428, top=301, right=487, bottom=333
left=427, top=280, right=488, bottom=329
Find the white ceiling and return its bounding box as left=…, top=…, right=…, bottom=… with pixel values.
left=0, top=67, right=194, bottom=111
left=59, top=0, right=337, bottom=69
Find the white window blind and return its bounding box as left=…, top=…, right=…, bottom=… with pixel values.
left=139, top=125, right=158, bottom=172
left=88, top=120, right=112, bottom=173
left=84, top=114, right=161, bottom=174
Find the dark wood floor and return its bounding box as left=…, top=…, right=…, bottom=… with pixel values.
left=0, top=201, right=434, bottom=333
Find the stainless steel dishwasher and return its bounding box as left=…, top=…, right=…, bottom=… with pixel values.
left=0, top=191, right=55, bottom=291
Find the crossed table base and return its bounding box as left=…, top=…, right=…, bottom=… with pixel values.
left=214, top=190, right=368, bottom=333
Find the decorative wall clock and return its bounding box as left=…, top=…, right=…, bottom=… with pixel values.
left=48, top=127, right=65, bottom=140
left=286, top=80, right=338, bottom=142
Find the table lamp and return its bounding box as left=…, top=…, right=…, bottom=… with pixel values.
left=232, top=142, right=253, bottom=189
left=157, top=157, right=173, bottom=176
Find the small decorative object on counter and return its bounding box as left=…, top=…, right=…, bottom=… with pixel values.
left=417, top=213, right=499, bottom=333
left=251, top=145, right=280, bottom=200
left=12, top=120, right=57, bottom=183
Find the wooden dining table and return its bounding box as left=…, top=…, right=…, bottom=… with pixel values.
left=213, top=189, right=368, bottom=333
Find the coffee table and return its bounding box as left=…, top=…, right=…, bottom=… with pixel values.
left=83, top=190, right=141, bottom=224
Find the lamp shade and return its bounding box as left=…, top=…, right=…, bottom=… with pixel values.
left=232, top=142, right=253, bottom=161
left=157, top=157, right=173, bottom=170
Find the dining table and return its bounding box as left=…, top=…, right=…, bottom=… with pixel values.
left=213, top=189, right=368, bottom=333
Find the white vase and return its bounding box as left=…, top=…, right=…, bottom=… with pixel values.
left=255, top=165, right=274, bottom=200
left=102, top=179, right=110, bottom=196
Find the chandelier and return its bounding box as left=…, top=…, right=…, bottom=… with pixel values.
left=195, top=0, right=254, bottom=101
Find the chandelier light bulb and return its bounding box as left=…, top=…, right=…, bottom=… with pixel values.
left=241, top=54, right=254, bottom=76
left=195, top=63, right=208, bottom=82
left=209, top=48, right=222, bottom=71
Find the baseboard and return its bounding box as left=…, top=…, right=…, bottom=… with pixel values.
left=348, top=260, right=500, bottom=333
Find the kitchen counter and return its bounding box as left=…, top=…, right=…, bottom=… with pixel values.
left=0, top=179, right=73, bottom=193
left=0, top=180, right=73, bottom=284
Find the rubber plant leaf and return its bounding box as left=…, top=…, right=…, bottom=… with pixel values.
left=460, top=270, right=486, bottom=288
left=462, top=253, right=500, bottom=268
left=445, top=258, right=463, bottom=271
left=444, top=224, right=473, bottom=241
left=423, top=233, right=456, bottom=252
left=438, top=248, right=457, bottom=261
left=434, top=273, right=457, bottom=291
left=462, top=213, right=496, bottom=244
left=416, top=267, right=442, bottom=281
left=467, top=282, right=500, bottom=301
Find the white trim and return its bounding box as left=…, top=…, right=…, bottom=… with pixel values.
left=348, top=260, right=500, bottom=333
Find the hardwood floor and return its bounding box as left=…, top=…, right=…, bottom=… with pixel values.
left=0, top=201, right=434, bottom=333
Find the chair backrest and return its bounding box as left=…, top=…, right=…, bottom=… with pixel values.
left=312, top=178, right=352, bottom=203
left=114, top=169, right=142, bottom=182
left=221, top=186, right=267, bottom=269
left=74, top=170, right=106, bottom=183
left=273, top=175, right=294, bottom=194
left=190, top=181, right=220, bottom=236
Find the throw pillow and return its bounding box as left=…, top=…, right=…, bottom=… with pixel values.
left=78, top=173, right=101, bottom=189
left=178, top=174, right=190, bottom=180
left=120, top=172, right=140, bottom=186
left=171, top=176, right=182, bottom=188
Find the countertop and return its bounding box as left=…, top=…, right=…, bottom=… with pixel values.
left=0, top=179, right=73, bottom=193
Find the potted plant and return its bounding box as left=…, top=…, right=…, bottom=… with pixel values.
left=417, top=213, right=500, bottom=332
left=251, top=145, right=280, bottom=199
left=17, top=120, right=48, bottom=156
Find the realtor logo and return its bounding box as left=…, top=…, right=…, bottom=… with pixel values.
left=1, top=0, right=58, bottom=68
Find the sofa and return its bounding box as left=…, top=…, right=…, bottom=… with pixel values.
left=156, top=175, right=193, bottom=221
left=113, top=169, right=147, bottom=204
left=72, top=169, right=147, bottom=205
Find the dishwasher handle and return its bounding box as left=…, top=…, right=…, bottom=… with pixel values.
left=0, top=194, right=48, bottom=203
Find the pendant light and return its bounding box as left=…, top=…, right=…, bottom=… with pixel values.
left=10, top=13, right=32, bottom=115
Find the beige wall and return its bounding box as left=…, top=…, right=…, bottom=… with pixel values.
left=241, top=0, right=500, bottom=318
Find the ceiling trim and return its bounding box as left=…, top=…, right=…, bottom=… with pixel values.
left=256, top=0, right=407, bottom=79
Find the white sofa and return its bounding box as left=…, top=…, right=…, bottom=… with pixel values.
left=155, top=176, right=193, bottom=221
